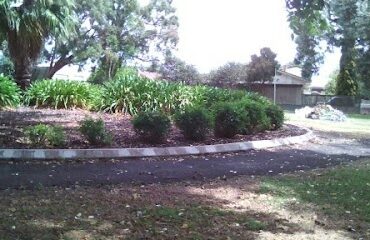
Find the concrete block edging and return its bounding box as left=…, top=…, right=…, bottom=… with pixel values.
left=0, top=128, right=314, bottom=160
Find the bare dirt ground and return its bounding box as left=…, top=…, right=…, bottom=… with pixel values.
left=0, top=170, right=365, bottom=240
left=0, top=107, right=305, bottom=149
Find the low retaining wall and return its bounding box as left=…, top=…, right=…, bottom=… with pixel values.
left=0, top=128, right=314, bottom=160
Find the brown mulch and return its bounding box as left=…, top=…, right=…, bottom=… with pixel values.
left=0, top=107, right=306, bottom=149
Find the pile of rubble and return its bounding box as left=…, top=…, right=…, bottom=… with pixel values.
left=295, top=104, right=347, bottom=122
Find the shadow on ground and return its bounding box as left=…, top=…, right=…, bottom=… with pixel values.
left=0, top=173, right=361, bottom=239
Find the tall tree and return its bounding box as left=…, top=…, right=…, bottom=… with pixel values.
left=331, top=0, right=360, bottom=96
left=157, top=55, right=201, bottom=84
left=286, top=0, right=370, bottom=95
left=207, top=62, right=249, bottom=87
left=0, top=0, right=75, bottom=89
left=43, top=0, right=179, bottom=79
left=0, top=41, right=13, bottom=76
left=285, top=0, right=328, bottom=80
left=247, top=47, right=279, bottom=83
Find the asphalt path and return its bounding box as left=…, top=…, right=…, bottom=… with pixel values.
left=0, top=131, right=368, bottom=190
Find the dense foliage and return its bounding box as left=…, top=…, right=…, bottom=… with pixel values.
left=0, top=75, right=21, bottom=108
left=286, top=0, right=370, bottom=95
left=175, top=106, right=212, bottom=141
left=0, top=0, right=75, bottom=89
left=79, top=118, right=112, bottom=146
left=247, top=48, right=279, bottom=83
left=132, top=111, right=171, bottom=143
left=265, top=104, right=285, bottom=130
left=214, top=102, right=246, bottom=138
left=156, top=55, right=201, bottom=85
left=97, top=68, right=251, bottom=115
left=207, top=62, right=249, bottom=87
left=238, top=99, right=270, bottom=133
left=24, top=79, right=99, bottom=109
left=43, top=0, right=178, bottom=80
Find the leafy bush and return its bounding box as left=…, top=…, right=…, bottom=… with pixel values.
left=175, top=106, right=211, bottom=141
left=238, top=99, right=270, bottom=133
left=98, top=69, right=199, bottom=115
left=214, top=102, right=247, bottom=138
left=0, top=76, right=21, bottom=108
left=25, top=124, right=65, bottom=147
left=132, top=111, right=171, bottom=143
left=97, top=68, right=257, bottom=115
left=265, top=104, right=284, bottom=130
left=79, top=118, right=112, bottom=146
left=24, top=79, right=98, bottom=109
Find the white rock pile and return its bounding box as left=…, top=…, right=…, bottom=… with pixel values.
left=295, top=104, right=347, bottom=122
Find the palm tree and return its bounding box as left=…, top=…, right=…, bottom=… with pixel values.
left=0, top=0, right=75, bottom=89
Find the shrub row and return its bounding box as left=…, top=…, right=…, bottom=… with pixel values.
left=25, top=118, right=112, bottom=147
left=20, top=68, right=269, bottom=115
left=24, top=102, right=284, bottom=147
left=133, top=101, right=284, bottom=143
left=1, top=69, right=278, bottom=117
left=24, top=79, right=100, bottom=109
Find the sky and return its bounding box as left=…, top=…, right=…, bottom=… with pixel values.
left=172, top=0, right=340, bottom=87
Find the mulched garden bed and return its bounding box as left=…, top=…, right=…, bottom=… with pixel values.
left=0, top=107, right=306, bottom=149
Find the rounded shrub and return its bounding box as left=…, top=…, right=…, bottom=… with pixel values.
left=265, top=104, right=284, bottom=130
left=214, top=102, right=246, bottom=138
left=238, top=99, right=270, bottom=133
left=132, top=111, right=171, bottom=143
left=25, top=124, right=66, bottom=147
left=0, top=76, right=21, bottom=108
left=175, top=106, right=212, bottom=141
left=79, top=118, right=112, bottom=146
left=24, top=79, right=96, bottom=109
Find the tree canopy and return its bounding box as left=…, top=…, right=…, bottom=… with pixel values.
left=156, top=55, right=201, bottom=84
left=0, top=0, right=75, bottom=89
left=43, top=0, right=179, bottom=80
left=246, top=47, right=279, bottom=83
left=207, top=62, right=249, bottom=87
left=286, top=0, right=370, bottom=96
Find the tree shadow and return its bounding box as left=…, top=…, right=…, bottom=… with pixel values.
left=0, top=174, right=360, bottom=239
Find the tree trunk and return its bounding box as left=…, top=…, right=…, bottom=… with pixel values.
left=46, top=55, right=74, bottom=79
left=14, top=58, right=32, bottom=90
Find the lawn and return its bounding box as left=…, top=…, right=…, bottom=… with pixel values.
left=286, top=112, right=370, bottom=137
left=1, top=160, right=369, bottom=239
left=261, top=160, right=370, bottom=224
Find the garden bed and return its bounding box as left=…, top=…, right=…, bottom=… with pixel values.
left=0, top=107, right=306, bottom=149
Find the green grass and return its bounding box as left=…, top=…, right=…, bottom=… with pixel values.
left=137, top=206, right=267, bottom=238
left=261, top=161, right=370, bottom=223
left=286, top=112, right=370, bottom=136
left=0, top=189, right=268, bottom=240
left=348, top=113, right=370, bottom=120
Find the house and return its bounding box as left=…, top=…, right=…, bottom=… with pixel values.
left=247, top=67, right=308, bottom=106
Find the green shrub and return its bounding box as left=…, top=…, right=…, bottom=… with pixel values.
left=175, top=106, right=212, bottom=141
left=0, top=75, right=21, bottom=108
left=265, top=104, right=284, bottom=130
left=25, top=124, right=66, bottom=147
left=132, top=111, right=171, bottom=143
left=238, top=99, right=270, bottom=133
left=79, top=118, right=112, bottom=146
left=214, top=102, right=246, bottom=138
left=98, top=69, right=199, bottom=115
left=97, top=67, right=259, bottom=115
left=24, top=79, right=97, bottom=109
